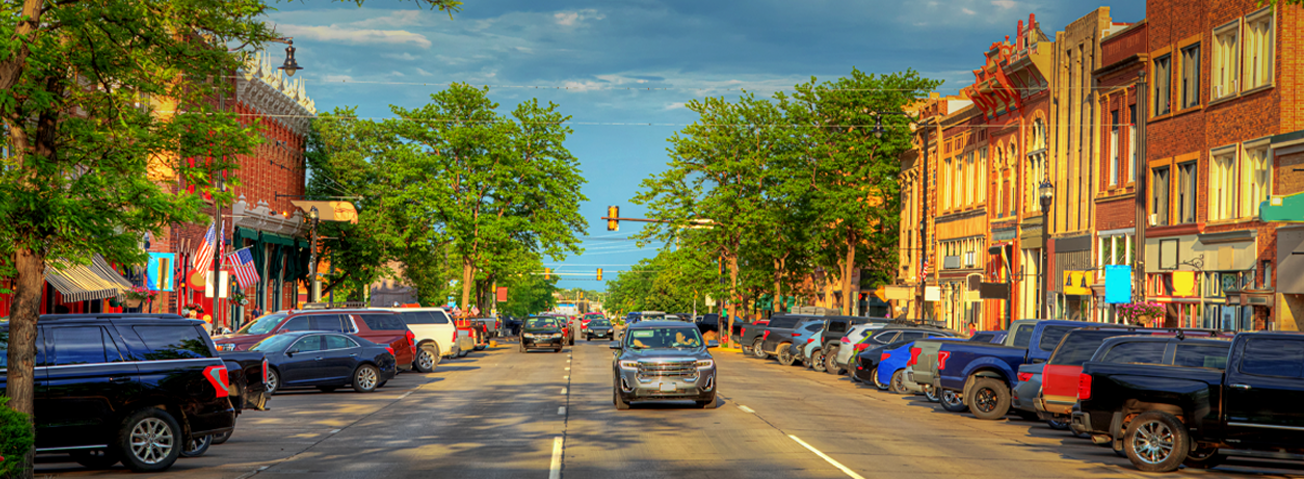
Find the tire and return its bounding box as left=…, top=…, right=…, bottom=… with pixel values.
left=751, top=339, right=768, bottom=359
left=941, top=389, right=967, bottom=412
left=554, top=347, right=563, bottom=353
left=696, top=396, right=718, bottom=409
left=811, top=349, right=827, bottom=373
left=414, top=344, right=439, bottom=373
left=890, top=369, right=906, bottom=394
left=1123, top=411, right=1188, bottom=473
left=965, top=377, right=1011, bottom=420
left=777, top=346, right=796, bottom=366
left=924, top=385, right=940, bottom=402
left=265, top=367, right=280, bottom=395
left=180, top=434, right=211, bottom=458
left=823, top=346, right=842, bottom=375
left=210, top=430, right=233, bottom=445
left=71, top=449, right=120, bottom=469
left=352, top=364, right=380, bottom=393
left=1183, top=447, right=1226, bottom=469
left=586, top=335, right=591, bottom=341
left=614, top=379, right=631, bottom=410
left=115, top=408, right=183, bottom=472
left=847, top=362, right=860, bottom=382
left=458, top=347, right=468, bottom=358
left=317, top=386, right=338, bottom=393
left=871, top=368, right=889, bottom=390
left=1047, top=418, right=1071, bottom=429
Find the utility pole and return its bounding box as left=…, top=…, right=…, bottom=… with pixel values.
left=1133, top=70, right=1148, bottom=311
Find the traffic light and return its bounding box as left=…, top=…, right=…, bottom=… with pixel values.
left=544, top=268, right=552, bottom=279
left=597, top=268, right=603, bottom=281
left=607, top=205, right=619, bottom=231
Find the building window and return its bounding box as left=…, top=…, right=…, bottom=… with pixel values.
left=1244, top=145, right=1271, bottom=218
left=1179, top=44, right=1201, bottom=109
left=1177, top=161, right=1197, bottom=224
left=1210, top=150, right=1238, bottom=221
left=1212, top=21, right=1240, bottom=100
left=1128, top=105, right=1137, bottom=183
left=1153, top=55, right=1172, bottom=116
left=978, top=149, right=987, bottom=203
left=943, top=158, right=952, bottom=211
left=1109, top=110, right=1120, bottom=186
left=1244, top=8, right=1274, bottom=90
left=964, top=152, right=974, bottom=206
left=1151, top=166, right=1170, bottom=226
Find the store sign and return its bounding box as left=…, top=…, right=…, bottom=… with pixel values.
left=924, top=286, right=941, bottom=302
left=147, top=253, right=175, bottom=291
left=1104, top=265, right=1132, bottom=304
left=1063, top=271, right=1093, bottom=296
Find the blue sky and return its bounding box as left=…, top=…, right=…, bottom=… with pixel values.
left=268, top=0, right=1144, bottom=291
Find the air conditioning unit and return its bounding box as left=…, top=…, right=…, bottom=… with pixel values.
left=1149, top=214, right=1159, bottom=226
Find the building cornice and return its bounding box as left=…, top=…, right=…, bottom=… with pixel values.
left=236, top=51, right=318, bottom=137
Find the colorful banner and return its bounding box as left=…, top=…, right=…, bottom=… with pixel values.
left=1105, top=265, right=1132, bottom=304
left=147, top=252, right=176, bottom=291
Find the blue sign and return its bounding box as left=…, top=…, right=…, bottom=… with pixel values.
left=1105, top=265, right=1132, bottom=304
left=147, top=252, right=176, bottom=291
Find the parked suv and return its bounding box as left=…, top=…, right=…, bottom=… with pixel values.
left=214, top=309, right=416, bottom=372
left=0, top=314, right=235, bottom=472
left=381, top=307, right=458, bottom=373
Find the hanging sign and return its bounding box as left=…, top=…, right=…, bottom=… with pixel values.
left=1063, top=271, right=1094, bottom=296
left=1105, top=265, right=1132, bottom=304
left=147, top=253, right=176, bottom=291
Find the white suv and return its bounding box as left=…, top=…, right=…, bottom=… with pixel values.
left=384, top=307, right=459, bottom=372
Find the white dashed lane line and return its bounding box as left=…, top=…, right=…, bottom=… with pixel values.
left=549, top=436, right=564, bottom=479
left=737, top=405, right=756, bottom=414
left=789, top=434, right=867, bottom=479
left=558, top=406, right=566, bottom=415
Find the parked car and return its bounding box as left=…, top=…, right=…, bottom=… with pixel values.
left=214, top=309, right=416, bottom=373
left=585, top=318, right=615, bottom=341
left=781, top=320, right=825, bottom=367
left=0, top=314, right=235, bottom=472
left=382, top=307, right=458, bottom=373
left=750, top=314, right=825, bottom=360
left=1073, top=332, right=1291, bottom=472
left=832, top=323, right=890, bottom=373
left=879, top=335, right=960, bottom=396
left=251, top=331, right=397, bottom=394
left=733, top=318, right=770, bottom=354
left=694, top=313, right=719, bottom=334
left=852, top=339, right=915, bottom=388
left=817, top=316, right=889, bottom=375
left=520, top=316, right=566, bottom=352
left=611, top=321, right=719, bottom=410
left=901, top=337, right=969, bottom=399
left=210, top=350, right=271, bottom=446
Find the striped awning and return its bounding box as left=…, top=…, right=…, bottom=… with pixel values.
left=44, top=254, right=134, bottom=302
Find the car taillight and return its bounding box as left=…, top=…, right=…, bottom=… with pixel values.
left=1018, top=372, right=1033, bottom=383
left=841, top=336, right=850, bottom=343
left=854, top=343, right=868, bottom=352
left=937, top=351, right=951, bottom=371
left=385, top=345, right=396, bottom=357
left=907, top=347, right=921, bottom=367
left=407, top=330, right=416, bottom=354
left=806, top=337, right=816, bottom=344
left=880, top=352, right=891, bottom=362
left=1078, top=373, right=1093, bottom=401
left=262, top=359, right=269, bottom=384
left=791, top=332, right=802, bottom=337
left=203, top=365, right=229, bottom=399
left=762, top=331, right=770, bottom=340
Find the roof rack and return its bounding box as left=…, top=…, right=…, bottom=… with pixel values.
left=300, top=302, right=369, bottom=310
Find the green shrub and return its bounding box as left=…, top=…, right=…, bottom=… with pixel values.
left=0, top=396, right=34, bottom=479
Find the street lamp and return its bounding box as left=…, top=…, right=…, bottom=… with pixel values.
left=307, top=206, right=320, bottom=303
left=267, top=38, right=304, bottom=77
left=1038, top=180, right=1054, bottom=319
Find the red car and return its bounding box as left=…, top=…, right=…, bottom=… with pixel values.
left=215, top=309, right=417, bottom=371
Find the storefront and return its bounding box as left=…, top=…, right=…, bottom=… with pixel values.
left=1051, top=235, right=1092, bottom=320
left=1145, top=231, right=1261, bottom=330
left=230, top=197, right=311, bottom=324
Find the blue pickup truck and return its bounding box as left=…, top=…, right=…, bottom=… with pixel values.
left=935, top=320, right=1096, bottom=420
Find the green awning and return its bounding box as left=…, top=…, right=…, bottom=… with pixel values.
left=1261, top=192, right=1304, bottom=223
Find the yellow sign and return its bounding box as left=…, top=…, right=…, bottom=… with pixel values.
left=291, top=200, right=359, bottom=224
left=873, top=285, right=887, bottom=302
left=1063, top=271, right=1094, bottom=296
left=1173, top=271, right=1197, bottom=297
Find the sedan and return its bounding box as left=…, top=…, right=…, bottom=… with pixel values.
left=251, top=331, right=397, bottom=394
left=585, top=319, right=615, bottom=341
left=521, top=317, right=565, bottom=352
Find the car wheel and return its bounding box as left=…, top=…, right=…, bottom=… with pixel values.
left=614, top=379, right=631, bottom=410
left=751, top=339, right=768, bottom=359
left=924, top=385, right=940, bottom=402
left=180, top=434, right=211, bottom=458
left=696, top=396, right=718, bottom=409
left=210, top=430, right=233, bottom=445
left=871, top=368, right=889, bottom=390
left=115, top=408, right=182, bottom=472
left=890, top=369, right=906, bottom=394
left=71, top=449, right=120, bottom=469
left=414, top=344, right=439, bottom=373
left=352, top=364, right=380, bottom=393
left=777, top=346, right=796, bottom=366
left=811, top=349, right=827, bottom=373
left=264, top=367, right=280, bottom=395
left=317, top=386, right=338, bottom=393
left=1047, top=418, right=1071, bottom=430
left=1124, top=411, right=1188, bottom=473
left=823, top=346, right=841, bottom=375
left=458, top=347, right=468, bottom=358
left=847, top=362, right=860, bottom=383
left=941, top=389, right=967, bottom=412
left=965, top=377, right=1010, bottom=420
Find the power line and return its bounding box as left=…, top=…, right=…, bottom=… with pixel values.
left=288, top=77, right=1122, bottom=93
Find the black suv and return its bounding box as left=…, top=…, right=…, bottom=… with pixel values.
left=0, top=314, right=236, bottom=472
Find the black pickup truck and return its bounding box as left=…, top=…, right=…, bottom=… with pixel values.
left=1075, top=332, right=1304, bottom=472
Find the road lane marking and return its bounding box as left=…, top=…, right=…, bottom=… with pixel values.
left=561, top=387, right=568, bottom=394
left=565, top=367, right=571, bottom=370
left=558, top=406, right=566, bottom=415
left=398, top=391, right=414, bottom=399
left=789, top=435, right=865, bottom=479
left=329, top=429, right=341, bottom=434
left=549, top=436, right=564, bottom=479
left=737, top=405, right=756, bottom=414
left=564, top=376, right=569, bottom=380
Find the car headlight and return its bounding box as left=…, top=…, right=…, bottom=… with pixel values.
left=523, top=333, right=534, bottom=338
left=695, top=359, right=714, bottom=369
left=619, top=360, right=639, bottom=371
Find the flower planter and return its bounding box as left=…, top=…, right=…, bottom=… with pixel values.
left=124, top=298, right=143, bottom=308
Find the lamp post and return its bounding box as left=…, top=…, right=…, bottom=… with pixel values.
left=307, top=206, right=320, bottom=303
left=1038, top=180, right=1054, bottom=319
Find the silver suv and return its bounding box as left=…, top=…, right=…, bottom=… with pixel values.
left=612, top=321, right=719, bottom=410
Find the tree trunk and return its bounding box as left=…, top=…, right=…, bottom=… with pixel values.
left=7, top=248, right=45, bottom=479
left=460, top=259, right=474, bottom=318
left=726, top=254, right=739, bottom=348
left=842, top=236, right=857, bottom=316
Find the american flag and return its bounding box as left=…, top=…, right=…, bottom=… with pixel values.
left=192, top=221, right=216, bottom=272
left=226, top=247, right=260, bottom=288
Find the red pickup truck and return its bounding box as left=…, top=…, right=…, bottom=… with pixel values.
left=214, top=309, right=416, bottom=371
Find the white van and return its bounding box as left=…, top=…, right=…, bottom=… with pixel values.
left=382, top=307, right=459, bottom=372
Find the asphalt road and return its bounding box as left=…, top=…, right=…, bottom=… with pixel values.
left=34, top=339, right=1304, bottom=479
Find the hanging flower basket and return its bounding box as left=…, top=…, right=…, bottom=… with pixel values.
left=108, top=297, right=122, bottom=308
left=123, top=286, right=156, bottom=309
left=1117, top=301, right=1164, bottom=326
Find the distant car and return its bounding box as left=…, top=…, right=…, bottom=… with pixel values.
left=585, top=318, right=615, bottom=340
left=612, top=321, right=719, bottom=410
left=251, top=331, right=397, bottom=394
left=694, top=313, right=719, bottom=333
left=521, top=316, right=565, bottom=352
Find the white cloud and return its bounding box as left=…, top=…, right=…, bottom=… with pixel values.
left=554, top=9, right=606, bottom=27
left=278, top=24, right=432, bottom=48
left=663, top=102, right=686, bottom=111
left=383, top=52, right=419, bottom=61
left=415, top=68, right=435, bottom=77
left=389, top=70, right=406, bottom=77
left=321, top=74, right=355, bottom=83
left=991, top=0, right=1017, bottom=9
left=962, top=8, right=977, bottom=15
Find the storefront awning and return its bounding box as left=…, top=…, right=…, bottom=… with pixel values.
left=1262, top=191, right=1304, bottom=223
left=44, top=255, right=134, bottom=302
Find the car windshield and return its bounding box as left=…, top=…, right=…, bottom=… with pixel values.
left=641, top=313, right=665, bottom=321
left=590, top=320, right=610, bottom=327
left=527, top=318, right=559, bottom=328
left=236, top=313, right=288, bottom=335
left=251, top=334, right=298, bottom=352
left=626, top=327, right=703, bottom=350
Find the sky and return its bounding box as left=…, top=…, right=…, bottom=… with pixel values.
left=267, top=0, right=1145, bottom=291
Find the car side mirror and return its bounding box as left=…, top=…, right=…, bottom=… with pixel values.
left=707, top=340, right=719, bottom=348
left=286, top=348, right=298, bottom=357
left=609, top=341, right=622, bottom=350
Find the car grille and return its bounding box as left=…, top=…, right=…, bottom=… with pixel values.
left=638, top=361, right=697, bottom=379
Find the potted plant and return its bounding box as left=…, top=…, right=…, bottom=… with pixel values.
left=1117, top=301, right=1165, bottom=327
left=122, top=286, right=156, bottom=308
left=231, top=291, right=249, bottom=306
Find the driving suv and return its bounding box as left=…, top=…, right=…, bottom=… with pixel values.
left=0, top=314, right=235, bottom=472
left=612, top=321, right=719, bottom=410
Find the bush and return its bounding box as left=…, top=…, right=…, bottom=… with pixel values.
left=0, top=396, right=34, bottom=479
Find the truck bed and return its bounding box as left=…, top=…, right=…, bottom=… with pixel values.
left=936, top=342, right=1027, bottom=391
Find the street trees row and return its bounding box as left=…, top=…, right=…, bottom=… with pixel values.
left=632, top=69, right=941, bottom=332
left=306, top=84, right=587, bottom=315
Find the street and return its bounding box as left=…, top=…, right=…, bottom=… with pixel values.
left=34, top=339, right=1304, bottom=479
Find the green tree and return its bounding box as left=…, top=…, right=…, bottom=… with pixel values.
left=500, top=267, right=558, bottom=317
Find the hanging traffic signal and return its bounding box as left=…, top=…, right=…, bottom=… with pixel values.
left=607, top=205, right=619, bottom=231
left=597, top=268, right=603, bottom=281
left=544, top=268, right=552, bottom=279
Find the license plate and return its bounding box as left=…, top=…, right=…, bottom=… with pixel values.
left=659, top=382, right=676, bottom=392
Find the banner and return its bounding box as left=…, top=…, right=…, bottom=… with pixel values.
left=1105, top=265, right=1132, bottom=304
left=147, top=252, right=176, bottom=291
